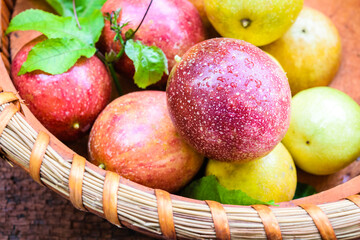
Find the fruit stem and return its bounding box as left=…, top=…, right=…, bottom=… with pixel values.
left=128, top=0, right=153, bottom=39
left=174, top=55, right=182, bottom=63
left=73, top=122, right=80, bottom=129
left=102, top=0, right=153, bottom=91
left=108, top=64, right=123, bottom=96
left=72, top=0, right=81, bottom=30
left=98, top=163, right=105, bottom=169
left=240, top=18, right=251, bottom=28
left=96, top=50, right=123, bottom=95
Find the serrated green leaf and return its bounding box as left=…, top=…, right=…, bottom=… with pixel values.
left=5, top=9, right=94, bottom=45
left=78, top=10, right=104, bottom=45
left=45, top=0, right=73, bottom=17
left=75, top=0, right=107, bottom=17
left=18, top=38, right=95, bottom=75
left=46, top=0, right=107, bottom=17
left=180, top=175, right=276, bottom=206
left=125, top=39, right=168, bottom=89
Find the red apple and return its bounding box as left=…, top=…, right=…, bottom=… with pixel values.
left=166, top=38, right=291, bottom=162
left=11, top=36, right=112, bottom=141
left=99, top=0, right=206, bottom=86
left=88, top=91, right=204, bottom=193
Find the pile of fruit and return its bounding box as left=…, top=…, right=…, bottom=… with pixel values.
left=6, top=0, right=360, bottom=204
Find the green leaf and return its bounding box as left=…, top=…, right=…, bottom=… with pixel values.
left=125, top=39, right=168, bottom=89
left=293, top=182, right=317, bottom=199
left=18, top=38, right=95, bottom=75
left=180, top=175, right=276, bottom=206
left=75, top=0, right=107, bottom=17
left=78, top=9, right=104, bottom=45
left=46, top=0, right=107, bottom=17
left=6, top=2, right=106, bottom=76
left=45, top=0, right=73, bottom=17
left=5, top=9, right=94, bottom=45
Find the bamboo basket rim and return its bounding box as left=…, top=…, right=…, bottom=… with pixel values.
left=1, top=0, right=360, bottom=239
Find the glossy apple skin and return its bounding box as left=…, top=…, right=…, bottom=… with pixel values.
left=11, top=37, right=112, bottom=142
left=88, top=91, right=204, bottom=193
left=99, top=0, right=206, bottom=86
left=166, top=38, right=291, bottom=162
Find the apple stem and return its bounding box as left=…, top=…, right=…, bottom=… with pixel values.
left=128, top=0, right=153, bottom=39
left=73, top=122, right=80, bottom=129
left=174, top=55, right=182, bottom=63
left=101, top=0, right=153, bottom=91
left=98, top=163, right=105, bottom=169
left=241, top=18, right=251, bottom=28
left=72, top=0, right=81, bottom=30
left=96, top=50, right=123, bottom=95
left=108, top=64, right=123, bottom=95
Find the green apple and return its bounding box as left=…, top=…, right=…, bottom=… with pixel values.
left=282, top=87, right=360, bottom=175
left=205, top=143, right=297, bottom=203
left=262, top=6, right=341, bottom=95
left=204, top=0, right=303, bottom=46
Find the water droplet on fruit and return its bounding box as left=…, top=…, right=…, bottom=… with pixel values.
left=214, top=56, right=221, bottom=64
left=227, top=65, right=234, bottom=73
left=230, top=82, right=237, bottom=88
left=244, top=77, right=262, bottom=88
left=245, top=58, right=254, bottom=69
left=217, top=77, right=225, bottom=82
left=255, top=79, right=262, bottom=88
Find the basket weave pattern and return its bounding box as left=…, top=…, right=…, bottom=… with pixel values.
left=1, top=0, right=360, bottom=239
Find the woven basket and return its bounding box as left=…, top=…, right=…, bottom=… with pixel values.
left=1, top=0, right=360, bottom=239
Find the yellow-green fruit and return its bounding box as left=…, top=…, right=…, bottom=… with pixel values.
left=205, top=143, right=297, bottom=203
left=282, top=87, right=360, bottom=175
left=262, top=6, right=341, bottom=95
left=204, top=0, right=303, bottom=46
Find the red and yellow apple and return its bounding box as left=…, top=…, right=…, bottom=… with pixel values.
left=11, top=36, right=112, bottom=141
left=88, top=91, right=204, bottom=193
left=99, top=0, right=206, bottom=86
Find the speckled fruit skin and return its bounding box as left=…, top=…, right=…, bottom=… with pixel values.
left=99, top=0, right=206, bottom=86
left=88, top=91, right=204, bottom=193
left=166, top=38, right=291, bottom=162
left=11, top=36, right=112, bottom=142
